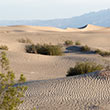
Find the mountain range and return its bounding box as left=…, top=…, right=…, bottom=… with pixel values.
left=0, top=9, right=110, bottom=28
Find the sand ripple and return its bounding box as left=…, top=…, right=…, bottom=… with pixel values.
left=19, top=71, right=110, bottom=110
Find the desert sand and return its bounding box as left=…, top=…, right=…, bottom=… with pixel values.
left=0, top=24, right=110, bottom=110
left=19, top=70, right=110, bottom=110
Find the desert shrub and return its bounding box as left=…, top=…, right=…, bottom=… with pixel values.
left=37, top=44, right=63, bottom=56
left=18, top=38, right=32, bottom=44
left=66, top=62, right=103, bottom=76
left=95, top=49, right=102, bottom=54
left=26, top=44, right=63, bottom=56
left=95, top=49, right=110, bottom=57
left=99, top=51, right=110, bottom=57
left=0, top=45, right=8, bottom=50
left=80, top=45, right=91, bottom=52
left=25, top=44, right=37, bottom=54
left=64, top=40, right=73, bottom=46
left=0, top=51, right=27, bottom=110
left=75, top=41, right=81, bottom=45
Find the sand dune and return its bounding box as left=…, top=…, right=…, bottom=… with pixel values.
left=79, top=24, right=105, bottom=31
left=0, top=24, right=108, bottom=33
left=0, top=25, right=110, bottom=109
left=0, top=25, right=110, bottom=81
left=65, top=24, right=106, bottom=32
left=19, top=70, right=110, bottom=110
left=65, top=27, right=80, bottom=32
left=8, top=25, right=66, bottom=32
left=7, top=51, right=106, bottom=81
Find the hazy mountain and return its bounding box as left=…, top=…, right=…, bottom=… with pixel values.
left=0, top=9, right=110, bottom=28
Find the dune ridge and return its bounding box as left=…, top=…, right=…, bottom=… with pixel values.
left=0, top=24, right=108, bottom=33
left=78, top=24, right=105, bottom=31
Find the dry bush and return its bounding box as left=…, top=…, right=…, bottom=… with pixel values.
left=64, top=40, right=73, bottom=46
left=75, top=41, right=81, bottom=45
left=18, top=38, right=32, bottom=44
left=0, top=45, right=8, bottom=50
left=26, top=44, right=63, bottom=56
left=81, top=45, right=91, bottom=52
left=66, top=62, right=103, bottom=76
left=95, top=49, right=110, bottom=57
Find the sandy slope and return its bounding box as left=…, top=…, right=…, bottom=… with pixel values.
left=19, top=70, right=110, bottom=110
left=7, top=51, right=106, bottom=80
left=0, top=25, right=110, bottom=110
left=0, top=25, right=110, bottom=81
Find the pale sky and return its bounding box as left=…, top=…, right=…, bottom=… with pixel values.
left=0, top=0, right=110, bottom=20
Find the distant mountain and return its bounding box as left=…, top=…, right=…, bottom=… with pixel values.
left=0, top=9, right=110, bottom=28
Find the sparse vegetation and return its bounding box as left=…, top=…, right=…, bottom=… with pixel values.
left=18, top=38, right=32, bottom=44
left=75, top=41, right=81, bottom=45
left=95, top=49, right=110, bottom=57
left=99, top=51, right=110, bottom=57
left=26, top=44, right=63, bottom=56
left=66, top=62, right=103, bottom=76
left=26, top=44, right=37, bottom=54
left=64, top=40, right=73, bottom=46
left=80, top=45, right=91, bottom=52
left=0, top=51, right=27, bottom=110
left=0, top=45, right=8, bottom=50
left=64, top=41, right=110, bottom=57
left=95, top=49, right=102, bottom=54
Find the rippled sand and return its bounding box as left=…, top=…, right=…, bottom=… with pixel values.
left=19, top=70, right=110, bottom=110
left=0, top=25, right=110, bottom=110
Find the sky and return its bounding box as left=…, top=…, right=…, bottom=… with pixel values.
left=0, top=0, right=110, bottom=20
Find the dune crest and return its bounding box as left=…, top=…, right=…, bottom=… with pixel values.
left=79, top=24, right=105, bottom=31
left=0, top=24, right=108, bottom=33
left=8, top=25, right=65, bottom=32
left=64, top=24, right=106, bottom=32
left=65, top=27, right=80, bottom=32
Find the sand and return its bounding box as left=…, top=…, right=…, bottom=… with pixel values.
left=19, top=70, right=110, bottom=110
left=0, top=24, right=110, bottom=110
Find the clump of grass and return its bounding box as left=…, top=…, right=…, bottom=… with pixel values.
left=66, top=62, right=103, bottom=76
left=25, top=44, right=37, bottom=54
left=95, top=49, right=102, bottom=54
left=64, top=40, right=73, bottom=46
left=100, top=51, right=110, bottom=57
left=18, top=38, right=32, bottom=44
left=26, top=44, right=63, bottom=56
left=81, top=45, right=91, bottom=52
left=95, top=49, right=110, bottom=57
left=75, top=41, right=81, bottom=45
left=0, top=45, right=8, bottom=50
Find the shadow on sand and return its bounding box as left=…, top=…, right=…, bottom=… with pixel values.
left=65, top=45, right=95, bottom=54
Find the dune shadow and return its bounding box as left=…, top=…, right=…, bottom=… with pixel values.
left=78, top=24, right=88, bottom=29
left=65, top=46, right=81, bottom=53
left=65, top=45, right=95, bottom=54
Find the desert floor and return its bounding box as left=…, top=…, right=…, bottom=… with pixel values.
left=0, top=24, right=110, bottom=110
